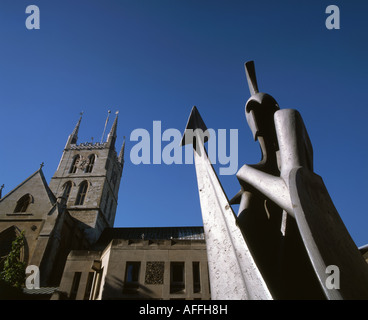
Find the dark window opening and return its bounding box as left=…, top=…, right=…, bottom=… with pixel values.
left=124, top=262, right=141, bottom=293
left=75, top=181, right=88, bottom=205
left=69, top=155, right=80, bottom=173
left=193, top=262, right=201, bottom=293
left=85, top=154, right=95, bottom=173
left=14, top=194, right=32, bottom=213
left=104, top=193, right=110, bottom=214
left=170, top=262, right=185, bottom=293
left=84, top=272, right=94, bottom=300
left=63, top=181, right=72, bottom=201
left=70, top=272, right=81, bottom=300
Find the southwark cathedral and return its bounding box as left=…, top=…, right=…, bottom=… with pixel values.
left=0, top=115, right=210, bottom=300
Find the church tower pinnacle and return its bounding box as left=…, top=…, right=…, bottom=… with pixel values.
left=65, top=113, right=83, bottom=148
left=118, top=136, right=125, bottom=167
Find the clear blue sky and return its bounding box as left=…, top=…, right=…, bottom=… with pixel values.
left=0, top=1, right=367, bottom=246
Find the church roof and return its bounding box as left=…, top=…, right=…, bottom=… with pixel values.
left=96, top=226, right=205, bottom=245
left=0, top=168, right=56, bottom=207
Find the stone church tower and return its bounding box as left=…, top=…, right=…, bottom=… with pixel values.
left=0, top=113, right=125, bottom=289
left=49, top=113, right=125, bottom=244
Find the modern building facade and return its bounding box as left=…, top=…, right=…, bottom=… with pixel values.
left=55, top=227, right=210, bottom=300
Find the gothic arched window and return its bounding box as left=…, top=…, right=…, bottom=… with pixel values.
left=14, top=194, right=33, bottom=213
left=69, top=155, right=80, bottom=173
left=0, top=226, right=28, bottom=269
left=104, top=192, right=110, bottom=215
left=75, top=181, right=88, bottom=205
left=63, top=181, right=72, bottom=201
left=85, top=154, right=95, bottom=173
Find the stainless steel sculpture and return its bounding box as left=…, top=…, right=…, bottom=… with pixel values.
left=182, top=61, right=368, bottom=299
left=181, top=107, right=272, bottom=300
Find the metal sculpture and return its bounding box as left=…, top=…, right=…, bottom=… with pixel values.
left=182, top=61, right=368, bottom=299
left=181, top=106, right=272, bottom=300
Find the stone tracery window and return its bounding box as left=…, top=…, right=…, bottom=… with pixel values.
left=69, top=155, right=80, bottom=173
left=63, top=181, right=72, bottom=201
left=85, top=154, right=95, bottom=173
left=75, top=181, right=88, bottom=205
left=14, top=194, right=33, bottom=213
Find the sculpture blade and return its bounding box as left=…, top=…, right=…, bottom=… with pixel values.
left=182, top=106, right=273, bottom=300
left=245, top=61, right=259, bottom=95
left=289, top=167, right=368, bottom=300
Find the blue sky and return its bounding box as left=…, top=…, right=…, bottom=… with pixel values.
left=0, top=1, right=367, bottom=246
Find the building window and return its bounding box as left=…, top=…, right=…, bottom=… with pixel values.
left=170, top=262, right=185, bottom=293
left=110, top=167, right=117, bottom=188
left=69, top=155, right=80, bottom=173
left=14, top=194, right=32, bottom=213
left=63, top=181, right=72, bottom=201
left=0, top=226, right=22, bottom=271
left=84, top=272, right=95, bottom=300
left=104, top=193, right=110, bottom=215
left=70, top=272, right=81, bottom=300
left=105, top=159, right=110, bottom=171
left=75, top=181, right=88, bottom=205
left=85, top=154, right=95, bottom=173
left=124, top=262, right=140, bottom=292
left=193, top=262, right=201, bottom=293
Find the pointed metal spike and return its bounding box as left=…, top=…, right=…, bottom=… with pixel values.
left=180, top=106, right=209, bottom=147
left=245, top=61, right=259, bottom=95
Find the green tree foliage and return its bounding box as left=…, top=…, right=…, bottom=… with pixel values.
left=0, top=230, right=26, bottom=288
